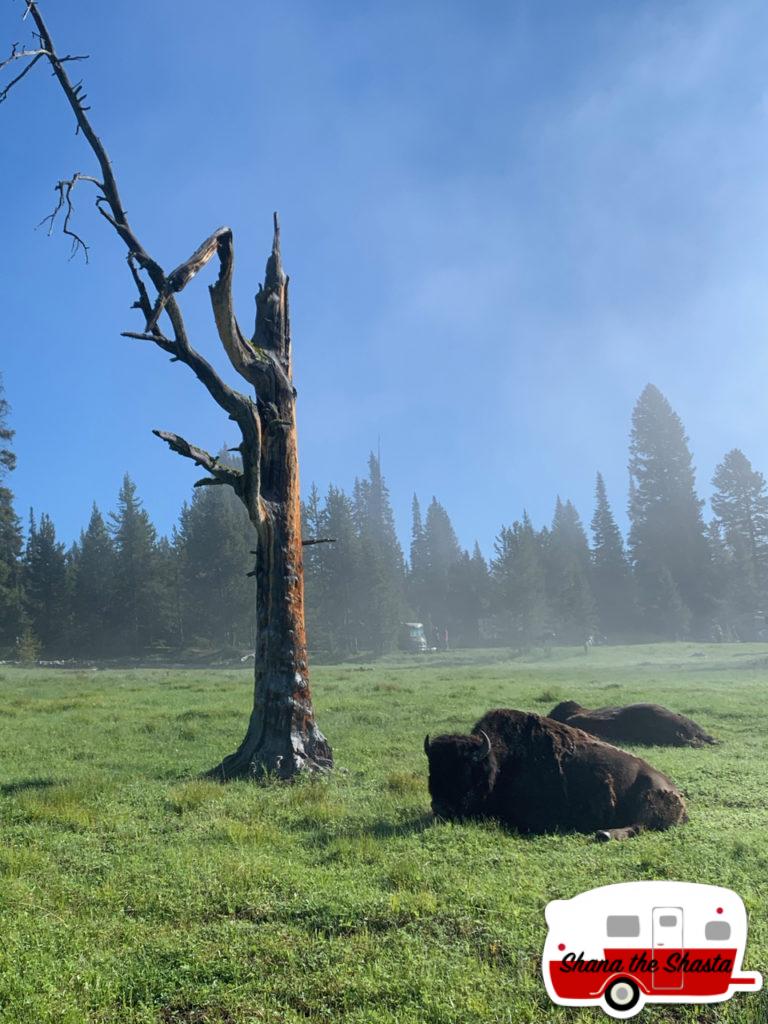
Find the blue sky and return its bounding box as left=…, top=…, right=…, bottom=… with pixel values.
left=2, top=0, right=768, bottom=557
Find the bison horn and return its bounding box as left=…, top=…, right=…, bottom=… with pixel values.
left=423, top=734, right=431, bottom=756
left=475, top=730, right=492, bottom=761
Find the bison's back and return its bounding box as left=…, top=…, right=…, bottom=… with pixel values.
left=558, top=702, right=716, bottom=747
left=471, top=708, right=685, bottom=834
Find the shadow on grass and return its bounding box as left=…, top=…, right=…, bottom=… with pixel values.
left=355, top=813, right=434, bottom=840
left=301, top=813, right=435, bottom=848
left=0, top=778, right=58, bottom=797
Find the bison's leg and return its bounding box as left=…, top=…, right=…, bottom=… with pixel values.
left=596, top=784, right=687, bottom=841
left=636, top=786, right=688, bottom=830
left=595, top=824, right=643, bottom=842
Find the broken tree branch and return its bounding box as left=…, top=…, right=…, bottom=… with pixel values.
left=209, top=227, right=261, bottom=378
left=0, top=41, right=85, bottom=105
left=144, top=226, right=232, bottom=332
left=302, top=538, right=337, bottom=546
left=0, top=45, right=47, bottom=68
left=26, top=4, right=131, bottom=242
left=152, top=430, right=243, bottom=493
left=13, top=5, right=280, bottom=434
left=36, top=172, right=103, bottom=261
left=0, top=48, right=41, bottom=101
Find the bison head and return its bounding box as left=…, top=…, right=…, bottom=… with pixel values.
left=423, top=730, right=497, bottom=820
left=547, top=700, right=585, bottom=723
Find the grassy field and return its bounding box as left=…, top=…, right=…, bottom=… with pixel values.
left=0, top=644, right=766, bottom=1024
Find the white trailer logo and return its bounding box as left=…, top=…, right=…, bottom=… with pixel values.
left=543, top=881, right=762, bottom=1018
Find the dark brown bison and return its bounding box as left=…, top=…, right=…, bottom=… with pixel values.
left=547, top=700, right=717, bottom=747
left=423, top=708, right=687, bottom=841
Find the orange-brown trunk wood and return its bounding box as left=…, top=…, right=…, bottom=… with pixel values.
left=208, top=221, right=332, bottom=779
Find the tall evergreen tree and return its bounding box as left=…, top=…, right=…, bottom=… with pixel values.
left=175, top=482, right=256, bottom=651
left=628, top=384, right=711, bottom=637
left=0, top=374, right=15, bottom=476
left=109, top=475, right=164, bottom=655
left=420, top=497, right=462, bottom=639
left=545, top=498, right=596, bottom=642
left=407, top=494, right=429, bottom=623
left=711, top=449, right=768, bottom=636
left=301, top=483, right=325, bottom=653
left=0, top=375, right=22, bottom=653
left=23, top=510, right=69, bottom=656
left=447, top=542, right=491, bottom=646
left=316, top=485, right=363, bottom=658
left=70, top=504, right=116, bottom=656
left=155, top=534, right=182, bottom=651
left=353, top=454, right=405, bottom=654
left=490, top=513, right=549, bottom=646
left=590, top=472, right=636, bottom=639
left=705, top=520, right=733, bottom=640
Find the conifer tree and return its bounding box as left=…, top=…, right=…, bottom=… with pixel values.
left=705, top=520, right=732, bottom=640
left=23, top=511, right=69, bottom=656
left=545, top=498, right=596, bottom=642
left=447, top=542, right=491, bottom=646
left=711, top=449, right=768, bottom=635
left=642, top=564, right=691, bottom=639
left=109, top=475, right=163, bottom=655
left=628, top=384, right=711, bottom=636
left=155, top=534, right=181, bottom=651
left=317, top=485, right=362, bottom=657
left=301, top=484, right=325, bottom=653
left=0, top=375, right=15, bottom=475
left=0, top=375, right=22, bottom=654
left=420, top=497, right=462, bottom=638
left=590, top=472, right=636, bottom=639
left=491, top=513, right=549, bottom=646
left=353, top=454, right=405, bottom=654
left=70, top=504, right=115, bottom=656
left=407, top=494, right=429, bottom=623
left=175, top=482, right=256, bottom=650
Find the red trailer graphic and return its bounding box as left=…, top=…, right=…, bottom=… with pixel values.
left=543, top=881, right=762, bottom=1018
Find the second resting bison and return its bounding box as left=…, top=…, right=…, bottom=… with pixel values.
left=423, top=708, right=687, bottom=841
left=547, top=700, right=717, bottom=747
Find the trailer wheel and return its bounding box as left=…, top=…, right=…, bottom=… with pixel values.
left=604, top=978, right=641, bottom=1013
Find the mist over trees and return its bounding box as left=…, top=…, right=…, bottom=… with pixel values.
left=629, top=384, right=713, bottom=637
left=2, top=377, right=768, bottom=660
left=710, top=449, right=768, bottom=638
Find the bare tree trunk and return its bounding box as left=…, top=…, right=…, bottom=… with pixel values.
left=4, top=3, right=331, bottom=780
left=208, top=224, right=331, bottom=779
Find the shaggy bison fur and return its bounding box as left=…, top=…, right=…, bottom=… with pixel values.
left=423, top=708, right=687, bottom=841
left=547, top=700, right=717, bottom=747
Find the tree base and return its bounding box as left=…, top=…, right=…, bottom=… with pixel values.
left=206, top=714, right=333, bottom=781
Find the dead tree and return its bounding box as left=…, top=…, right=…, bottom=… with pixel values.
left=3, top=2, right=332, bottom=779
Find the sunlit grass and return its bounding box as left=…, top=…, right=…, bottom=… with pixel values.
left=0, top=644, right=766, bottom=1021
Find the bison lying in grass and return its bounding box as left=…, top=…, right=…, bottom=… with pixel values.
left=547, top=700, right=717, bottom=748
left=423, top=708, right=687, bottom=842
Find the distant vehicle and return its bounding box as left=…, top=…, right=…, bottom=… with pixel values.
left=398, top=622, right=428, bottom=654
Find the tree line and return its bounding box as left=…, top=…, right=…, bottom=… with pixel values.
left=1, top=377, right=768, bottom=660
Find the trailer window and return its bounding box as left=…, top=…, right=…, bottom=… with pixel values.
left=659, top=915, right=678, bottom=927
left=705, top=921, right=731, bottom=941
left=607, top=916, right=640, bottom=937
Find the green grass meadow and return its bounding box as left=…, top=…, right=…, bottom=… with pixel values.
left=0, top=644, right=766, bottom=1023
